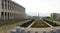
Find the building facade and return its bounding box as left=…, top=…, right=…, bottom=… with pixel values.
left=0, top=0, right=25, bottom=20
left=51, top=13, right=60, bottom=21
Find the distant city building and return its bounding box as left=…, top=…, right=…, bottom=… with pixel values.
left=32, top=16, right=40, bottom=19
left=0, top=0, right=25, bottom=20
left=43, top=16, right=50, bottom=19
left=51, top=13, right=60, bottom=21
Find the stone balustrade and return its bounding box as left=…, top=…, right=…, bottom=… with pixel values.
left=10, top=27, right=60, bottom=33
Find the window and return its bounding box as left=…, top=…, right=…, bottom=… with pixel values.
left=5, top=4, right=7, bottom=9
left=8, top=13, right=9, bottom=19
left=1, top=12, right=4, bottom=16
left=8, top=1, right=9, bottom=10
left=5, top=0, right=6, bottom=2
left=1, top=0, right=4, bottom=9
left=4, top=0, right=7, bottom=9
left=5, top=12, right=7, bottom=16
left=1, top=4, right=4, bottom=9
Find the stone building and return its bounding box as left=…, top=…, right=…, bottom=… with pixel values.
left=51, top=13, right=60, bottom=21
left=0, top=0, right=25, bottom=20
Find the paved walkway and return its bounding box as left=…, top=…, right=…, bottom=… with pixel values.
left=42, top=20, right=53, bottom=27
left=27, top=19, right=37, bottom=28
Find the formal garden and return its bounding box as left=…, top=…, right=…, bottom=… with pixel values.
left=20, top=19, right=35, bottom=27
left=31, top=20, right=50, bottom=28
left=0, top=19, right=29, bottom=26
left=43, top=19, right=60, bottom=27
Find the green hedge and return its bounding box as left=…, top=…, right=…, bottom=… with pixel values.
left=0, top=20, right=22, bottom=26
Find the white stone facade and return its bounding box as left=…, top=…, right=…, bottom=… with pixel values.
left=0, top=0, right=25, bottom=20
left=51, top=13, right=60, bottom=20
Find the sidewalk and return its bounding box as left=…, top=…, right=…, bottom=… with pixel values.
left=27, top=20, right=37, bottom=28
left=42, top=20, right=53, bottom=27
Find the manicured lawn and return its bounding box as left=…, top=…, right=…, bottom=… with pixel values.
left=44, top=19, right=60, bottom=27
left=31, top=20, right=50, bottom=28
left=0, top=19, right=28, bottom=26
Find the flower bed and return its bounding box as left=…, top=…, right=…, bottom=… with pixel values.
left=31, top=20, right=50, bottom=28
left=20, top=19, right=35, bottom=27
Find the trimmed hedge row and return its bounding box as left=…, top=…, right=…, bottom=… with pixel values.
left=43, top=19, right=60, bottom=27
left=20, top=19, right=35, bottom=27
left=0, top=20, right=25, bottom=26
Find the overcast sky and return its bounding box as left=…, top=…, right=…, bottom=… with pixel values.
left=12, top=0, right=60, bottom=16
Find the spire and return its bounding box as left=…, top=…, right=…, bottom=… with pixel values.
left=38, top=13, right=39, bottom=17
